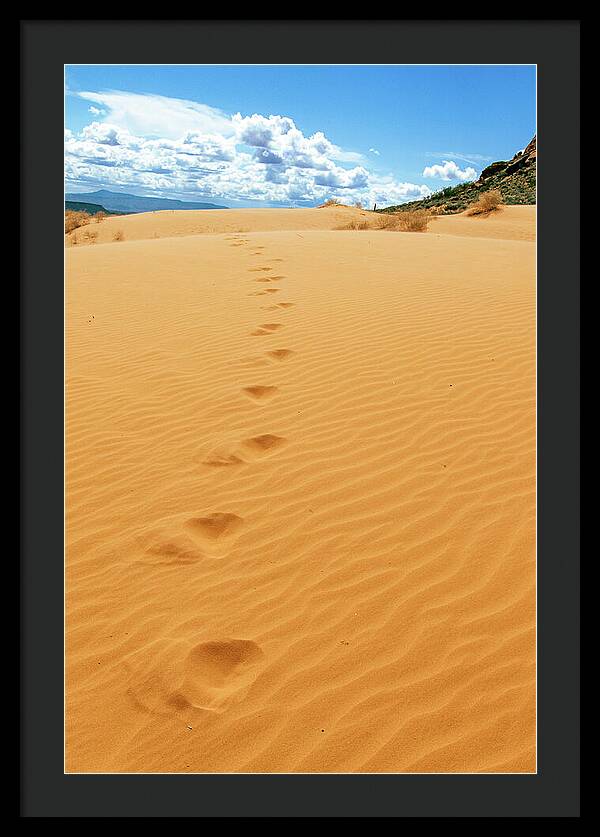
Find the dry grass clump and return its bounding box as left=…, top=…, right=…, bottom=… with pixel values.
left=336, top=219, right=372, bottom=231
left=397, top=209, right=430, bottom=231
left=94, top=211, right=107, bottom=223
left=319, top=198, right=341, bottom=207
left=466, top=189, right=502, bottom=215
left=376, top=213, right=400, bottom=230
left=113, top=230, right=124, bottom=242
left=82, top=229, right=98, bottom=243
left=376, top=210, right=430, bottom=232
left=65, top=210, right=92, bottom=234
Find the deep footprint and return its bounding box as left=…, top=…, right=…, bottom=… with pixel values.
left=242, top=385, right=279, bottom=400
left=243, top=434, right=286, bottom=453
left=185, top=512, right=244, bottom=543
left=168, top=639, right=264, bottom=710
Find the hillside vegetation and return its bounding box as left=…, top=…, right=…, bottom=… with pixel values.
left=380, top=136, right=536, bottom=215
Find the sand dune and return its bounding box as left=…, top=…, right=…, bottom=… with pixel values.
left=66, top=206, right=536, bottom=773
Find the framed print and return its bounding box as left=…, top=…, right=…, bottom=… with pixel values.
left=21, top=19, right=579, bottom=818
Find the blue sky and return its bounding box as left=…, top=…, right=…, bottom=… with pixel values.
left=65, top=65, right=536, bottom=208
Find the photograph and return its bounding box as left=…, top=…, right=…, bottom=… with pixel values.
left=64, top=63, right=537, bottom=775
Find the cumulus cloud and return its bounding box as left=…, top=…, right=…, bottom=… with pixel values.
left=369, top=148, right=380, bottom=156
left=422, top=160, right=477, bottom=182
left=65, top=91, right=432, bottom=207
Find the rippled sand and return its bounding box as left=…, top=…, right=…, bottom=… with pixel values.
left=66, top=205, right=536, bottom=772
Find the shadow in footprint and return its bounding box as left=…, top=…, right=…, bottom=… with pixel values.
left=267, top=349, right=295, bottom=361
left=243, top=434, right=286, bottom=454
left=141, top=538, right=202, bottom=567
left=242, top=385, right=279, bottom=400
left=202, top=453, right=245, bottom=467
left=250, top=323, right=284, bottom=336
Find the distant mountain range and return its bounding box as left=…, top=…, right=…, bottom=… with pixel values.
left=65, top=189, right=228, bottom=214
left=65, top=200, right=127, bottom=216
left=380, top=136, right=536, bottom=215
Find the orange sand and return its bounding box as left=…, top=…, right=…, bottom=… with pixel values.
left=66, top=205, right=536, bottom=773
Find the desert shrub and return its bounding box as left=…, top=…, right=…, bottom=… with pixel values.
left=65, top=210, right=92, bottom=234
left=467, top=189, right=502, bottom=215
left=375, top=210, right=429, bottom=232
left=83, top=229, right=98, bottom=243
left=320, top=198, right=341, bottom=207
left=94, top=211, right=107, bottom=223
left=354, top=201, right=363, bottom=210
left=336, top=219, right=371, bottom=230
left=376, top=213, right=400, bottom=229
left=396, top=209, right=430, bottom=231
left=336, top=209, right=431, bottom=233
left=113, top=230, right=124, bottom=241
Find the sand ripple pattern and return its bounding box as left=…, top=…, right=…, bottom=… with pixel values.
left=66, top=218, right=535, bottom=773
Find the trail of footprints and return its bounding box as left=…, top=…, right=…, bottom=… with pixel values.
left=132, top=235, right=298, bottom=711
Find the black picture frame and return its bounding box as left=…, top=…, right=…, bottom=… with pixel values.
left=21, top=20, right=580, bottom=817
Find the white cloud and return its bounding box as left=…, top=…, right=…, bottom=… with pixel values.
left=65, top=91, right=431, bottom=207
left=88, top=105, right=105, bottom=116
left=369, top=148, right=380, bottom=156
left=422, top=160, right=477, bottom=182
left=76, top=90, right=234, bottom=139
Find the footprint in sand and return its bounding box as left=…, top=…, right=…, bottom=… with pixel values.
left=167, top=639, right=264, bottom=712
left=249, top=267, right=273, bottom=272
left=185, top=512, right=244, bottom=556
left=243, top=434, right=287, bottom=455
left=261, top=302, right=295, bottom=310
left=267, top=349, right=295, bottom=361
left=126, top=638, right=264, bottom=717
left=139, top=536, right=203, bottom=567
left=249, top=288, right=280, bottom=296
left=242, top=385, right=279, bottom=400
left=202, top=453, right=245, bottom=467
left=250, top=322, right=284, bottom=335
